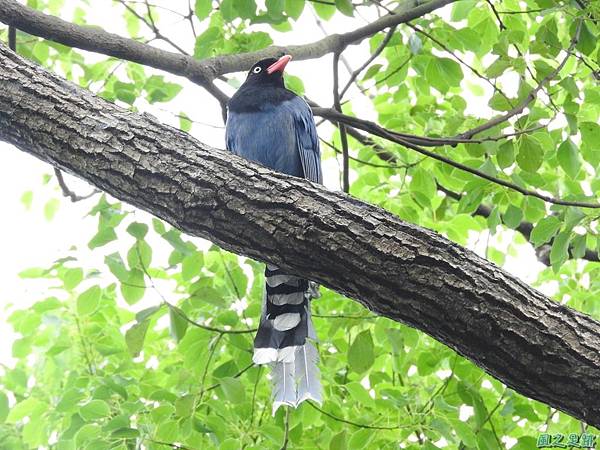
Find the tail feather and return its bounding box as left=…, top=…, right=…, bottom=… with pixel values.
left=253, top=264, right=322, bottom=414
left=271, top=360, right=296, bottom=415
left=295, top=342, right=322, bottom=406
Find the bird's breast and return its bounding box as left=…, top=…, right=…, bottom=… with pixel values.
left=226, top=103, right=304, bottom=178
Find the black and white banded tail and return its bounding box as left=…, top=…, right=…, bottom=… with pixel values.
left=253, top=264, right=322, bottom=414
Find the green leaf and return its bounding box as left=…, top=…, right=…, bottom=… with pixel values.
left=182, top=253, right=203, bottom=280
left=502, top=204, right=523, bottom=229
left=348, top=330, right=374, bottom=373
left=285, top=74, right=305, bottom=96
left=571, top=234, right=586, bottom=259
left=127, top=241, right=152, bottom=270
left=194, top=27, right=223, bottom=59
left=62, top=267, right=84, bottom=290
left=105, top=252, right=129, bottom=282
left=410, top=167, right=436, bottom=206
left=77, top=285, right=101, bottom=316
left=145, top=76, right=183, bottom=103
left=179, top=112, right=192, bottom=133
left=0, top=391, right=9, bottom=423
left=496, top=141, right=515, bottom=168
left=550, top=231, right=570, bottom=271
left=168, top=306, right=189, bottom=342
left=516, top=135, right=543, bottom=173
left=234, top=0, right=256, bottom=18
left=121, top=269, right=145, bottom=305
left=125, top=320, right=150, bottom=356
left=348, top=429, right=373, bottom=448
left=126, top=222, right=148, bottom=239
left=312, top=0, right=335, bottom=20
left=88, top=227, right=117, bottom=249
left=80, top=400, right=111, bottom=421
left=195, top=0, right=212, bottom=20
left=284, top=0, right=304, bottom=19
left=111, top=427, right=140, bottom=438
left=426, top=57, right=463, bottom=93
left=7, top=398, right=45, bottom=423
left=44, top=198, right=60, bottom=221
left=21, top=191, right=33, bottom=209
left=335, top=0, right=353, bottom=16
left=557, top=139, right=580, bottom=179
left=220, top=377, right=246, bottom=403
left=531, top=216, right=561, bottom=247
left=136, top=305, right=163, bottom=323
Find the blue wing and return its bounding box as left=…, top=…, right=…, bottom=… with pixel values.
left=226, top=96, right=322, bottom=184
left=289, top=97, right=322, bottom=184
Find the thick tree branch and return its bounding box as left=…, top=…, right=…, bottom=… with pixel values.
left=0, top=0, right=456, bottom=84
left=2, top=44, right=600, bottom=427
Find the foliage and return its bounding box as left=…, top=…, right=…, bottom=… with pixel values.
left=1, top=0, right=600, bottom=448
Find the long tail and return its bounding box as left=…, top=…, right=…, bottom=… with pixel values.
left=253, top=264, right=322, bottom=415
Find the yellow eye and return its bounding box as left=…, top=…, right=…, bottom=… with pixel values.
left=252, top=66, right=262, bottom=74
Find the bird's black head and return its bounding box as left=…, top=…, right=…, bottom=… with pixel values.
left=243, top=55, right=292, bottom=88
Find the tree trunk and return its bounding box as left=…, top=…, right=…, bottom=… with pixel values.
left=1, top=44, right=599, bottom=426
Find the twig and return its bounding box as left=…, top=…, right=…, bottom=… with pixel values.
left=196, top=332, right=224, bottom=407
left=281, top=408, right=291, bottom=450
left=167, top=302, right=256, bottom=334
left=144, top=438, right=194, bottom=450
left=313, top=312, right=378, bottom=319
left=359, top=56, right=411, bottom=94
left=116, top=0, right=189, bottom=55
left=8, top=24, right=15, bottom=50
left=54, top=168, right=99, bottom=202
left=250, top=366, right=263, bottom=427
left=339, top=26, right=397, bottom=99
left=308, top=401, right=423, bottom=430
left=320, top=137, right=424, bottom=169
left=333, top=52, right=350, bottom=193
left=203, top=363, right=255, bottom=393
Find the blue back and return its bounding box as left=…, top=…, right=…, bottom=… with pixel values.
left=226, top=96, right=322, bottom=183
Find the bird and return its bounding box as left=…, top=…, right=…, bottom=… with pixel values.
left=225, top=54, right=323, bottom=415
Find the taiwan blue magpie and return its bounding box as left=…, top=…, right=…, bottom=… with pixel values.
left=225, top=55, right=323, bottom=414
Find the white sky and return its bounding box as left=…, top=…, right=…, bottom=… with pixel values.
left=0, top=1, right=545, bottom=372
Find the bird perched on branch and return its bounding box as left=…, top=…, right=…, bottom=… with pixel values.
left=225, top=55, right=323, bottom=414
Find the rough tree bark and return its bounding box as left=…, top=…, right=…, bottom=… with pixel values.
left=1, top=44, right=600, bottom=427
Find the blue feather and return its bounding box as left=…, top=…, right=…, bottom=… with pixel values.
left=226, top=97, right=322, bottom=183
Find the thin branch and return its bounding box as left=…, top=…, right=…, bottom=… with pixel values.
left=54, top=168, right=99, bottom=202
left=167, top=302, right=256, bottom=334
left=308, top=401, right=425, bottom=430
left=116, top=0, right=189, bottom=56
left=144, top=439, right=194, bottom=450
left=196, top=332, right=224, bottom=407
left=313, top=313, right=378, bottom=319
left=8, top=23, right=15, bottom=49
left=320, top=136, right=424, bottom=169
left=280, top=408, right=291, bottom=450
left=313, top=107, right=600, bottom=209
left=333, top=52, right=350, bottom=193
left=358, top=56, right=411, bottom=94
left=339, top=25, right=397, bottom=99
left=203, top=363, right=255, bottom=393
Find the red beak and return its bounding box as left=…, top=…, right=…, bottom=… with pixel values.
left=267, top=55, right=292, bottom=74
